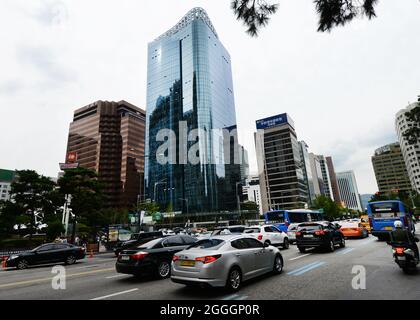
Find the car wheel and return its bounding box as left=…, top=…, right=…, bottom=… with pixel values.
left=283, top=238, right=290, bottom=250
left=65, top=255, right=76, bottom=265
left=327, top=240, right=335, bottom=252
left=157, top=260, right=171, bottom=279
left=17, top=259, right=28, bottom=270
left=272, top=254, right=283, bottom=274
left=298, top=246, right=306, bottom=253
left=339, top=237, right=346, bottom=248
left=226, top=267, right=242, bottom=292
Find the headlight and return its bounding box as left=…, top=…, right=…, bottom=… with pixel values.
left=9, top=255, right=19, bottom=260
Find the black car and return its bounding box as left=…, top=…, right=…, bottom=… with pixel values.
left=6, top=243, right=86, bottom=270
left=116, top=235, right=196, bottom=279
left=113, top=231, right=164, bottom=256
left=295, top=222, right=345, bottom=253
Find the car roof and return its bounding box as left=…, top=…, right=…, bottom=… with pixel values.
left=207, top=234, right=257, bottom=242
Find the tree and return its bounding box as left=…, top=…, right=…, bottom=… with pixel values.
left=134, top=202, right=160, bottom=217
left=9, top=170, right=63, bottom=239
left=58, top=168, right=104, bottom=243
left=46, top=219, right=65, bottom=241
left=402, top=100, right=420, bottom=145
left=232, top=0, right=379, bottom=36
left=311, top=195, right=343, bottom=220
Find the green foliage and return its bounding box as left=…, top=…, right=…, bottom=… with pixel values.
left=402, top=102, right=420, bottom=145
left=46, top=219, right=65, bottom=241
left=0, top=238, right=45, bottom=250
left=240, top=201, right=259, bottom=212
left=134, top=202, right=160, bottom=216
left=311, top=195, right=343, bottom=220
left=231, top=0, right=379, bottom=36
left=7, top=170, right=63, bottom=238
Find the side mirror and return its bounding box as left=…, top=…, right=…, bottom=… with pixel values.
left=335, top=224, right=341, bottom=229
left=264, top=242, right=270, bottom=248
left=415, top=238, right=419, bottom=243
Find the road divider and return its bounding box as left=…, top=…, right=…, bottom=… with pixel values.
left=287, top=261, right=326, bottom=276
left=91, top=288, right=139, bottom=300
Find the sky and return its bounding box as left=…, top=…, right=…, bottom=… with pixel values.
left=0, top=0, right=419, bottom=194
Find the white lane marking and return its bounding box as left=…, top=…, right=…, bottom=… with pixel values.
left=287, top=261, right=326, bottom=276
left=337, top=248, right=355, bottom=255
left=75, top=264, right=100, bottom=269
left=289, top=254, right=311, bottom=261
left=223, top=294, right=240, bottom=300
left=90, top=288, right=139, bottom=300
left=106, top=274, right=130, bottom=279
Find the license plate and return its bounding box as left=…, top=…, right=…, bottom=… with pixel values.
left=397, top=256, right=406, bottom=261
left=121, top=255, right=130, bottom=261
left=303, top=235, right=313, bottom=238
left=180, top=260, right=196, bottom=267
left=384, top=227, right=393, bottom=231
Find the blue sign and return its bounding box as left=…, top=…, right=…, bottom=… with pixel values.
left=256, top=114, right=293, bottom=130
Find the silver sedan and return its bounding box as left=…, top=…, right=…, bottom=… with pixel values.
left=171, top=234, right=284, bottom=291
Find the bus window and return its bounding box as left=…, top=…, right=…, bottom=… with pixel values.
left=370, top=202, right=402, bottom=219
left=265, top=212, right=285, bottom=223
left=288, top=212, right=309, bottom=223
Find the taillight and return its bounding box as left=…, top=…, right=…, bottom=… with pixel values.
left=257, top=235, right=263, bottom=241
left=315, top=230, right=326, bottom=236
left=195, top=255, right=221, bottom=264
left=395, top=247, right=405, bottom=255
left=296, top=232, right=302, bottom=236
left=172, top=255, right=179, bottom=262
left=131, top=252, right=148, bottom=260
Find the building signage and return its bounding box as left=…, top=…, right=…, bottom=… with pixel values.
left=67, top=152, right=78, bottom=163
left=256, top=114, right=293, bottom=130
left=59, top=163, right=79, bottom=170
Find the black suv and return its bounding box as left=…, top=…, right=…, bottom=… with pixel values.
left=296, top=222, right=345, bottom=253
left=113, top=231, right=164, bottom=256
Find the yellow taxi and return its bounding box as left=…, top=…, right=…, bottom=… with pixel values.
left=360, top=215, right=372, bottom=233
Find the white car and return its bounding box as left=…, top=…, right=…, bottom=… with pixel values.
left=244, top=225, right=290, bottom=249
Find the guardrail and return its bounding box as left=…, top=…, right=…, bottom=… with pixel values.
left=0, top=249, right=31, bottom=259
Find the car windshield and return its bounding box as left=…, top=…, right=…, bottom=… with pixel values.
left=188, top=239, right=225, bottom=249
left=298, top=224, right=322, bottom=232
left=244, top=228, right=260, bottom=234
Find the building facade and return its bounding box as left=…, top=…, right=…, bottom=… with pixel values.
left=255, top=114, right=308, bottom=212
left=66, top=100, right=146, bottom=208
left=317, top=155, right=334, bottom=200
left=145, top=7, right=241, bottom=213
left=395, top=101, right=420, bottom=194
left=299, top=141, right=316, bottom=204
left=0, top=169, right=15, bottom=201
left=336, top=171, right=363, bottom=211
left=309, top=153, right=324, bottom=198
left=372, top=142, right=412, bottom=194
left=242, top=175, right=263, bottom=216
left=326, top=156, right=341, bottom=204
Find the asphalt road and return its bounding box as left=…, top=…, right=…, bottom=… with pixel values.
left=1, top=234, right=419, bottom=300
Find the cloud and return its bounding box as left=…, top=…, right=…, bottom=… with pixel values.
left=31, top=0, right=69, bottom=27
left=15, top=44, right=76, bottom=86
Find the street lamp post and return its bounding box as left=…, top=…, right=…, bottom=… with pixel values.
left=235, top=182, right=242, bottom=218
left=179, top=198, right=189, bottom=216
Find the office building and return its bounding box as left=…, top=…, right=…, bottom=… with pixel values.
left=255, top=114, right=308, bottom=212
left=145, top=7, right=241, bottom=213
left=326, top=156, right=341, bottom=204
left=336, top=171, right=363, bottom=211
left=372, top=142, right=412, bottom=194
left=0, top=169, right=15, bottom=201
left=309, top=153, right=324, bottom=198
left=242, top=175, right=263, bottom=216
left=395, top=101, right=420, bottom=193
left=318, top=155, right=334, bottom=200
left=66, top=100, right=146, bottom=208
left=360, top=194, right=373, bottom=211
left=299, top=141, right=316, bottom=203
left=239, top=145, right=250, bottom=183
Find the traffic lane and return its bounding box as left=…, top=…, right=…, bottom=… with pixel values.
left=0, top=254, right=116, bottom=285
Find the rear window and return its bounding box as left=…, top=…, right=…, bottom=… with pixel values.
left=297, top=224, right=323, bottom=232
left=288, top=212, right=310, bottom=223
left=189, top=239, right=224, bottom=249
left=370, top=203, right=402, bottom=219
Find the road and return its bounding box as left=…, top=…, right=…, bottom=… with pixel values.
left=1, top=234, right=420, bottom=300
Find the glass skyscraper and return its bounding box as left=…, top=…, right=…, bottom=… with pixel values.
left=145, top=8, right=240, bottom=214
